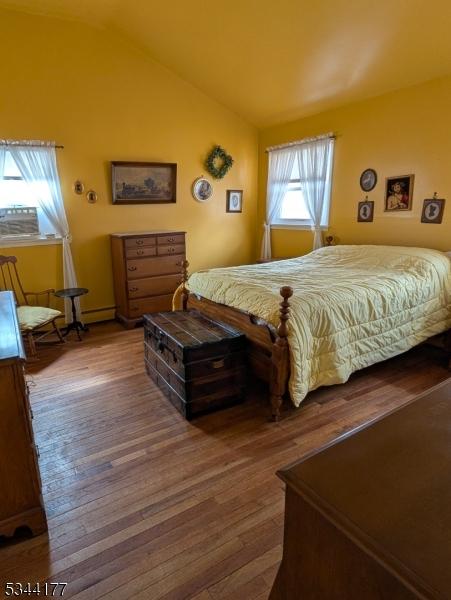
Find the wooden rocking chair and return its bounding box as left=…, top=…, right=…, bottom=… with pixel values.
left=0, top=255, right=64, bottom=357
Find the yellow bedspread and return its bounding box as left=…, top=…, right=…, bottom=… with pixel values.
left=186, top=245, right=451, bottom=406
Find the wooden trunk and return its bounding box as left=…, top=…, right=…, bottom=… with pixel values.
left=143, top=310, right=246, bottom=419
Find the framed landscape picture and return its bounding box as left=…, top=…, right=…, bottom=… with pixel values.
left=111, top=161, right=177, bottom=204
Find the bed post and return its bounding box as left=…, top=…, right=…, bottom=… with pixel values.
left=445, top=329, right=451, bottom=370
left=270, top=285, right=293, bottom=421
left=180, top=259, right=189, bottom=311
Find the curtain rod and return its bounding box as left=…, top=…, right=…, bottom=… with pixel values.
left=0, top=141, right=64, bottom=149
left=265, top=132, right=335, bottom=153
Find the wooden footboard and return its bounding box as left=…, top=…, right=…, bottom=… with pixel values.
left=179, top=260, right=292, bottom=420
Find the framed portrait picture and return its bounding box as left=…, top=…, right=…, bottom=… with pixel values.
left=111, top=161, right=177, bottom=204
left=384, top=175, right=414, bottom=211
left=357, top=200, right=374, bottom=222
left=192, top=177, right=213, bottom=202
left=226, top=190, right=243, bottom=213
left=421, top=198, right=445, bottom=224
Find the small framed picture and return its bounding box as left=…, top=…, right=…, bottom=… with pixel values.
left=357, top=200, right=374, bottom=222
left=226, top=190, right=243, bottom=213
left=384, top=175, right=414, bottom=211
left=73, top=180, right=84, bottom=195
left=192, top=177, right=213, bottom=202
left=421, top=198, right=445, bottom=224
left=86, top=190, right=98, bottom=204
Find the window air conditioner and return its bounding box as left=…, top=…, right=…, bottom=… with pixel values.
left=0, top=207, right=40, bottom=236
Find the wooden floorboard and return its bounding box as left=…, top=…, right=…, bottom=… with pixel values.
left=0, top=321, right=449, bottom=599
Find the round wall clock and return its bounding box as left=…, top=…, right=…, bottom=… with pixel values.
left=360, top=168, right=377, bottom=192
left=192, top=177, right=213, bottom=202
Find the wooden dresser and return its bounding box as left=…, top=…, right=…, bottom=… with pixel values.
left=0, top=291, right=47, bottom=538
left=111, top=230, right=186, bottom=328
left=270, top=379, right=451, bottom=600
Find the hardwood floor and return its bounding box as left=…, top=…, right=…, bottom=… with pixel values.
left=0, top=322, right=449, bottom=600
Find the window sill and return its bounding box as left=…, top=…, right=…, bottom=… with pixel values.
left=0, top=235, right=62, bottom=248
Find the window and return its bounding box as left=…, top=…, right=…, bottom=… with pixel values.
left=0, top=150, right=58, bottom=242
left=262, top=134, right=334, bottom=258
left=271, top=152, right=333, bottom=228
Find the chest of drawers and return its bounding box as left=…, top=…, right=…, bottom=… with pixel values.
left=111, top=231, right=186, bottom=328
left=0, top=291, right=47, bottom=538
left=270, top=379, right=451, bottom=599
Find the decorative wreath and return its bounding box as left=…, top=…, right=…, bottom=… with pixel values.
left=205, top=145, right=233, bottom=179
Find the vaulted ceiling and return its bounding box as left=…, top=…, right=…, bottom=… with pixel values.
left=2, top=0, right=451, bottom=126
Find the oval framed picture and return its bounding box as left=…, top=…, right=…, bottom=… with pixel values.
left=192, top=177, right=213, bottom=202
left=359, top=168, right=377, bottom=192
left=73, top=180, right=84, bottom=195
left=86, top=189, right=98, bottom=204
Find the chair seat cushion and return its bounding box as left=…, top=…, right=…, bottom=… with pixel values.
left=17, top=306, right=62, bottom=331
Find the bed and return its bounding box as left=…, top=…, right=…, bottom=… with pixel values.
left=176, top=246, right=451, bottom=419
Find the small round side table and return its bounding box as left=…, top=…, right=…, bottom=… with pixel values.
left=54, top=287, right=89, bottom=340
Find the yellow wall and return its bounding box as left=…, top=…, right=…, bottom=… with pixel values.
left=258, top=76, right=451, bottom=258
left=4, top=6, right=451, bottom=323
left=0, top=8, right=258, bottom=321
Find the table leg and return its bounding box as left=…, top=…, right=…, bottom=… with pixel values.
left=63, top=296, right=89, bottom=340
left=70, top=296, right=77, bottom=327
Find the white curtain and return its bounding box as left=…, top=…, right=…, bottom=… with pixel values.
left=0, top=145, right=5, bottom=181
left=297, top=137, right=334, bottom=250
left=8, top=141, right=81, bottom=322
left=261, top=147, right=295, bottom=260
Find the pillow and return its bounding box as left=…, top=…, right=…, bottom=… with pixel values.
left=17, top=306, right=62, bottom=331
left=445, top=251, right=451, bottom=258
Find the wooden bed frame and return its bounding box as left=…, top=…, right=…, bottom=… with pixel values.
left=179, top=260, right=451, bottom=421
left=179, top=260, right=292, bottom=420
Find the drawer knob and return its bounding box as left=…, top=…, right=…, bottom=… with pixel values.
left=137, top=249, right=144, bottom=255
left=128, top=266, right=137, bottom=271
left=129, top=286, right=138, bottom=292
left=136, top=240, right=144, bottom=245
left=168, top=237, right=175, bottom=242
